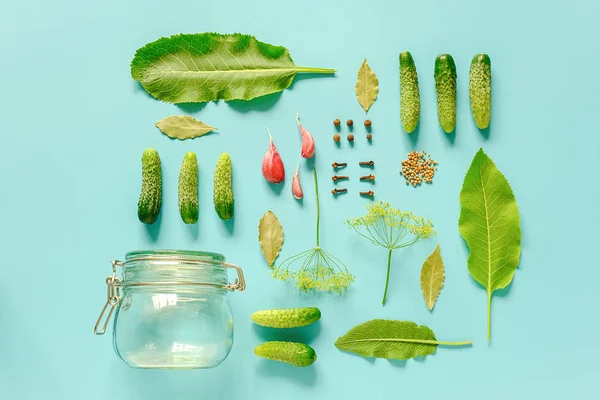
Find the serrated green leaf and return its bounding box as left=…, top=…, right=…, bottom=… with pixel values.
left=334, top=319, right=472, bottom=361
left=155, top=116, right=217, bottom=140
left=459, top=148, right=521, bottom=341
left=355, top=59, right=379, bottom=112
left=258, top=210, right=284, bottom=267
left=420, top=244, right=445, bottom=311
left=131, top=33, right=335, bottom=104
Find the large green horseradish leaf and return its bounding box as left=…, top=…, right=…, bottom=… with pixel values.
left=131, top=33, right=336, bottom=103
left=334, top=319, right=471, bottom=361
left=459, top=148, right=521, bottom=341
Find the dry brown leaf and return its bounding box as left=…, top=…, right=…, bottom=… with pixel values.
left=258, top=210, right=284, bottom=267
left=420, top=244, right=445, bottom=311
left=355, top=59, right=379, bottom=112
left=155, top=115, right=217, bottom=140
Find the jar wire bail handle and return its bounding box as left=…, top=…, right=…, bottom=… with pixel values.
left=222, top=262, right=246, bottom=291
left=94, top=260, right=123, bottom=335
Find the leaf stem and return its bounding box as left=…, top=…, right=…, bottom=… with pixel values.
left=382, top=249, right=393, bottom=305
left=435, top=340, right=473, bottom=347
left=314, top=166, right=320, bottom=247
left=295, top=67, right=336, bottom=74
left=487, top=291, right=492, bottom=342
left=338, top=338, right=473, bottom=347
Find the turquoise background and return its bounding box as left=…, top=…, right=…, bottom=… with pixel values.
left=1, top=0, right=598, bottom=398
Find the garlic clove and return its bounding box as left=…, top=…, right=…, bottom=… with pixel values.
left=262, top=128, right=285, bottom=184
left=292, top=163, right=303, bottom=200
left=296, top=114, right=315, bottom=159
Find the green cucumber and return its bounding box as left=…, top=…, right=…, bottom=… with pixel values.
left=137, top=148, right=162, bottom=224
left=178, top=152, right=198, bottom=224
left=399, top=51, right=420, bottom=133
left=469, top=54, right=491, bottom=129
left=213, top=152, right=234, bottom=220
left=251, top=307, right=321, bottom=328
left=254, top=341, right=317, bottom=367
left=434, top=54, right=457, bottom=133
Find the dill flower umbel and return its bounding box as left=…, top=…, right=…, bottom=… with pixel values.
left=272, top=167, right=354, bottom=293
left=347, top=201, right=435, bottom=305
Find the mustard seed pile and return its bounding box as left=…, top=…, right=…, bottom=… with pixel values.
left=400, top=151, right=438, bottom=186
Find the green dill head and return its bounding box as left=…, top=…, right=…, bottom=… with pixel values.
left=347, top=201, right=435, bottom=305
left=272, top=248, right=354, bottom=294
left=269, top=166, right=353, bottom=293
left=347, top=201, right=435, bottom=250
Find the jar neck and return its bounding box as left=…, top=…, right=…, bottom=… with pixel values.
left=121, top=250, right=228, bottom=290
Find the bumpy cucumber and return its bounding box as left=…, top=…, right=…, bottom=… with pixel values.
left=137, top=148, right=162, bottom=224
left=469, top=54, right=491, bottom=129
left=251, top=307, right=321, bottom=328
left=178, top=152, right=198, bottom=224
left=434, top=54, right=457, bottom=133
left=254, top=341, right=317, bottom=367
left=399, top=51, right=420, bottom=133
left=213, top=152, right=234, bottom=220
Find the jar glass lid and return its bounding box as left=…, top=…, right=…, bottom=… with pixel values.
left=125, top=249, right=225, bottom=263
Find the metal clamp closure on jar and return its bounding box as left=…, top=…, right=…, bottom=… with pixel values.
left=93, top=256, right=246, bottom=335
left=94, top=260, right=123, bottom=335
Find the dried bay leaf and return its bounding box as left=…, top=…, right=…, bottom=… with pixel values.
left=420, top=244, right=445, bottom=311
left=258, top=210, right=284, bottom=267
left=355, top=59, right=379, bottom=112
left=155, top=116, right=217, bottom=140
left=459, top=148, right=521, bottom=341
left=131, top=33, right=335, bottom=104
left=335, top=319, right=471, bottom=361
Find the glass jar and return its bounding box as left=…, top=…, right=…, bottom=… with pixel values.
left=94, top=250, right=245, bottom=369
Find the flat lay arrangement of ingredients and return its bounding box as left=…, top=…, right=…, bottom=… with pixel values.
left=94, top=31, right=520, bottom=369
